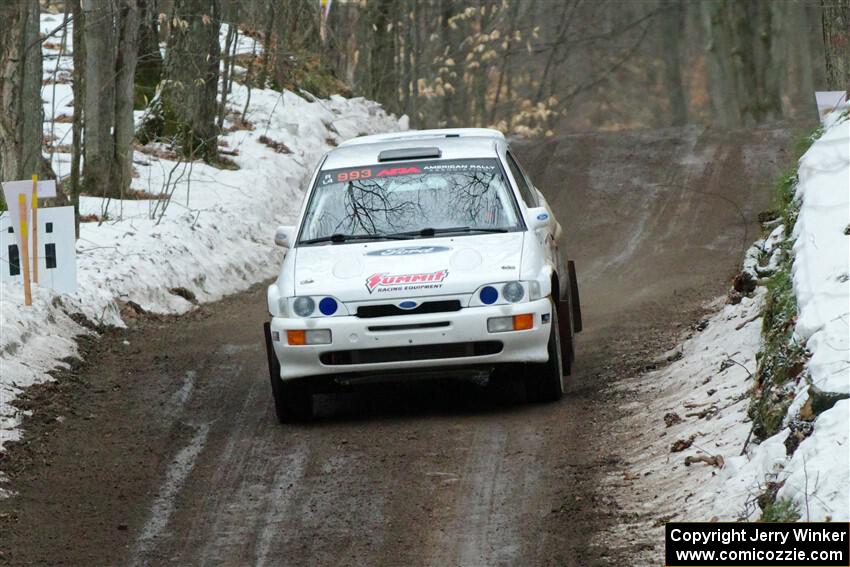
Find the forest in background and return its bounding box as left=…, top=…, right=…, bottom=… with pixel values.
left=0, top=0, right=848, bottom=212
left=266, top=0, right=848, bottom=134
left=321, top=0, right=841, bottom=134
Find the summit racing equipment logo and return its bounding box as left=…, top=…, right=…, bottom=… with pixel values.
left=365, top=270, right=448, bottom=293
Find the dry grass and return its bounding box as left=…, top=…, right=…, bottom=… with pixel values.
left=258, top=135, right=292, bottom=154
left=133, top=142, right=179, bottom=161
left=223, top=111, right=254, bottom=132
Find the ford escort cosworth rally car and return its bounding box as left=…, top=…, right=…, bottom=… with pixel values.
left=263, top=128, right=582, bottom=422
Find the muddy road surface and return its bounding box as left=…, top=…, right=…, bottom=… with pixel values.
left=0, top=125, right=794, bottom=566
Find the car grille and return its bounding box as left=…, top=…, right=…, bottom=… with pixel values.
left=355, top=300, right=462, bottom=318
left=367, top=321, right=450, bottom=332
left=320, top=341, right=502, bottom=365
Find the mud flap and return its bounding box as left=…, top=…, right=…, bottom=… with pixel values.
left=263, top=322, right=279, bottom=382
left=568, top=260, right=582, bottom=333
left=556, top=299, right=573, bottom=375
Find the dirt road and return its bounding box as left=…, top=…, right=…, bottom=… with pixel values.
left=0, top=125, right=794, bottom=566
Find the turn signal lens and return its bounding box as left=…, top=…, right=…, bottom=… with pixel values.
left=287, top=330, right=306, bottom=345
left=286, top=329, right=332, bottom=345
left=513, top=313, right=534, bottom=330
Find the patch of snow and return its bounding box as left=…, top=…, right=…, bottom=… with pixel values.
left=600, top=290, right=764, bottom=562
left=743, top=224, right=785, bottom=278
left=1, top=14, right=405, bottom=450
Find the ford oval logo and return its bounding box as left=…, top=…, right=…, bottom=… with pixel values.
left=366, top=246, right=451, bottom=257
left=536, top=213, right=549, bottom=221
left=398, top=300, right=418, bottom=310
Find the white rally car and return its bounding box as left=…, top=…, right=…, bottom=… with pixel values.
left=263, top=128, right=582, bottom=422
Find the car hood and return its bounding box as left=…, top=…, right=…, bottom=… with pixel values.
left=293, top=233, right=524, bottom=302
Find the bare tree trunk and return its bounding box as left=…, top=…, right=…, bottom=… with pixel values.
left=368, top=0, right=397, bottom=113
left=113, top=0, right=140, bottom=199
left=81, top=1, right=140, bottom=200
left=822, top=0, right=850, bottom=92
left=161, top=0, right=221, bottom=161
left=71, top=0, right=86, bottom=234
left=702, top=1, right=742, bottom=127
left=660, top=0, right=688, bottom=125
left=702, top=0, right=785, bottom=127
left=439, top=0, right=454, bottom=126
left=0, top=0, right=46, bottom=206
left=135, top=0, right=163, bottom=109
left=218, top=16, right=237, bottom=128
left=82, top=0, right=117, bottom=196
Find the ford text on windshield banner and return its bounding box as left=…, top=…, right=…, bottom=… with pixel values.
left=665, top=522, right=849, bottom=566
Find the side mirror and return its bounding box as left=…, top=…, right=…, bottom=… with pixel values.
left=274, top=225, right=295, bottom=248
left=527, top=207, right=550, bottom=231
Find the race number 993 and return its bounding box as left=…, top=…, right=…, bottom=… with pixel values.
left=337, top=169, right=372, bottom=182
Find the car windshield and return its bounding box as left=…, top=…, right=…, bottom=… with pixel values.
left=298, top=158, right=522, bottom=244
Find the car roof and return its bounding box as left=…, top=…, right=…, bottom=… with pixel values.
left=324, top=128, right=507, bottom=170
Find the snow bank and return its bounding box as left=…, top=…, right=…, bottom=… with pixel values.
left=602, top=109, right=849, bottom=560
left=1, top=14, right=405, bottom=465
left=676, top=109, right=849, bottom=522
left=775, top=108, right=850, bottom=520
left=791, top=111, right=850, bottom=396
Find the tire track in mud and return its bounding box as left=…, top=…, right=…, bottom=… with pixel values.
left=130, top=423, right=210, bottom=566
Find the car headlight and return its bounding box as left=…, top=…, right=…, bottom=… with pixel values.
left=479, top=285, right=499, bottom=305
left=318, top=297, right=338, bottom=315
left=502, top=282, right=524, bottom=303
left=292, top=296, right=315, bottom=317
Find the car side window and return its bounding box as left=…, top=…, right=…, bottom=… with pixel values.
left=506, top=152, right=538, bottom=207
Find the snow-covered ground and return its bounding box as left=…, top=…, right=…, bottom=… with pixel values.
left=1, top=14, right=405, bottom=473
left=775, top=107, right=849, bottom=519
left=602, top=106, right=849, bottom=562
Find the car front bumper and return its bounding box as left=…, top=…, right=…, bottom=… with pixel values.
left=269, top=297, right=552, bottom=381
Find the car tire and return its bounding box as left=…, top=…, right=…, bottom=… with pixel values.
left=524, top=299, right=564, bottom=403
left=264, top=323, right=313, bottom=423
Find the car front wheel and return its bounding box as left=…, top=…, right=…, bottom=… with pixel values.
left=524, top=299, right=565, bottom=403
left=264, top=323, right=313, bottom=423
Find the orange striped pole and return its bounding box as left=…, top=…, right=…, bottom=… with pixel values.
left=18, top=194, right=32, bottom=306
left=31, top=174, right=38, bottom=284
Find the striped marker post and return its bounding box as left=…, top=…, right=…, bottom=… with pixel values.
left=31, top=174, right=38, bottom=284
left=17, top=193, right=32, bottom=306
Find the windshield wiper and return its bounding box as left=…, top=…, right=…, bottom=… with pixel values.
left=386, top=226, right=510, bottom=238
left=300, top=233, right=414, bottom=245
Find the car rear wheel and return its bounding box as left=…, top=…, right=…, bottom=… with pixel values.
left=264, top=323, right=313, bottom=423
left=524, top=299, right=565, bottom=403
